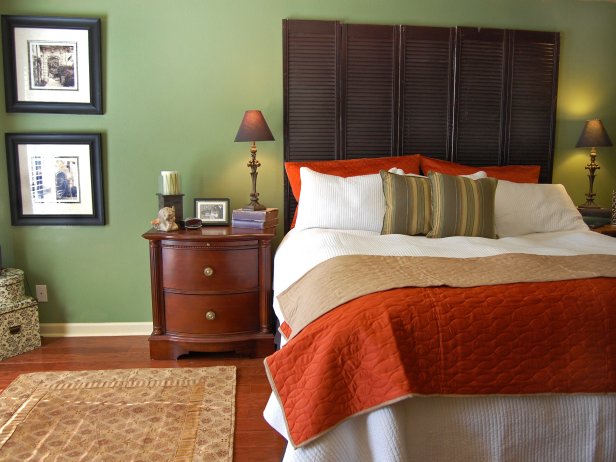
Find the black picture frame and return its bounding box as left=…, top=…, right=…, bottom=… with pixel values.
left=194, top=198, right=230, bottom=226
left=5, top=133, right=105, bottom=225
left=1, top=15, right=103, bottom=114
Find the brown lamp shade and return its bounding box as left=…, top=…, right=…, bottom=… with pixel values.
left=234, top=110, right=275, bottom=142
left=576, top=119, right=613, bottom=148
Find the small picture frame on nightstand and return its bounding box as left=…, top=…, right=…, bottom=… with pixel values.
left=194, top=198, right=230, bottom=226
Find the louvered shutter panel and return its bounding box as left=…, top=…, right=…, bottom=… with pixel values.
left=506, top=30, right=559, bottom=183
left=283, top=20, right=560, bottom=231
left=453, top=28, right=507, bottom=167
left=342, top=24, right=398, bottom=159
left=400, top=26, right=454, bottom=159
left=283, top=19, right=339, bottom=229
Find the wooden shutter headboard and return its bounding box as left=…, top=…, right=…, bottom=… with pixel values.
left=283, top=20, right=559, bottom=231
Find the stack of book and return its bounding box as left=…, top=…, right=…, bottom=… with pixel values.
left=231, top=208, right=278, bottom=229
left=578, top=206, right=610, bottom=228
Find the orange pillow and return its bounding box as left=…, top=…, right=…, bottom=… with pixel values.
left=420, top=156, right=540, bottom=183
left=285, top=155, right=421, bottom=228
left=285, top=155, right=422, bottom=201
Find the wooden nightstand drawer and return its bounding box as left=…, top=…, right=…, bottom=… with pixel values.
left=162, top=248, right=258, bottom=292
left=165, top=292, right=259, bottom=335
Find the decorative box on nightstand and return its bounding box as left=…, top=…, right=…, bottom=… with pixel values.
left=142, top=226, right=275, bottom=360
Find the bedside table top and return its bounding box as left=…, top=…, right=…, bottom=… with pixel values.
left=591, top=224, right=616, bottom=237
left=143, top=226, right=275, bottom=242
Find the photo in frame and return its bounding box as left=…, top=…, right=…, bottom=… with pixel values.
left=1, top=15, right=102, bottom=114
left=194, top=198, right=230, bottom=226
left=5, top=133, right=105, bottom=225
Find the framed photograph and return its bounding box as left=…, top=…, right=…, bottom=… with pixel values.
left=1, top=15, right=102, bottom=114
left=5, top=133, right=105, bottom=225
left=195, top=198, right=230, bottom=226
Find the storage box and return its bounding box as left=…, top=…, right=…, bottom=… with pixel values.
left=0, top=268, right=25, bottom=304
left=0, top=268, right=41, bottom=360
left=0, top=297, right=41, bottom=360
left=0, top=297, right=41, bottom=361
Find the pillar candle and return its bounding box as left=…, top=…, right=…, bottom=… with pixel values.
left=160, top=171, right=180, bottom=195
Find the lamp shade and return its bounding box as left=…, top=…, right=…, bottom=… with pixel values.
left=576, top=119, right=613, bottom=148
left=234, top=110, right=275, bottom=142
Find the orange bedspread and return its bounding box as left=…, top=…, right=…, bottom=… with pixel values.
left=265, top=278, right=616, bottom=448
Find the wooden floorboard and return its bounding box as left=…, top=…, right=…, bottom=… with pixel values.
left=0, top=336, right=286, bottom=462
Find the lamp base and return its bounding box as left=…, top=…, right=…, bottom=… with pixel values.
left=242, top=203, right=266, bottom=211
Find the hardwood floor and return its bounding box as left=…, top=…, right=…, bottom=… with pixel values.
left=0, top=336, right=287, bottom=461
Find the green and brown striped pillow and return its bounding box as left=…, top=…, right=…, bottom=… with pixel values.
left=427, top=171, right=498, bottom=239
left=380, top=170, right=431, bottom=235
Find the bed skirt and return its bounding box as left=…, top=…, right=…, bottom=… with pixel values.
left=264, top=393, right=616, bottom=462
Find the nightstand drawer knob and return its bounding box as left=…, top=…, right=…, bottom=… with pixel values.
left=205, top=310, right=216, bottom=321
left=203, top=267, right=214, bottom=277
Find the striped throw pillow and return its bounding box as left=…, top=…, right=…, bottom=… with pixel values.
left=428, top=171, right=498, bottom=239
left=380, top=170, right=431, bottom=235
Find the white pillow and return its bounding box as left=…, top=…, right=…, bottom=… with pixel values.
left=294, top=167, right=385, bottom=232
left=463, top=171, right=488, bottom=180
left=387, top=167, right=425, bottom=177
left=389, top=168, right=487, bottom=180
left=495, top=180, right=589, bottom=237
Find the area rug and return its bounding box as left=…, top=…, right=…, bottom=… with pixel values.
left=0, top=366, right=236, bottom=461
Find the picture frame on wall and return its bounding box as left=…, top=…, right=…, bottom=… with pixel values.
left=195, top=198, right=230, bottom=226
left=1, top=15, right=103, bottom=114
left=5, top=133, right=105, bottom=225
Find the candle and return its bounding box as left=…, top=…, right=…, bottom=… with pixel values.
left=160, top=171, right=180, bottom=195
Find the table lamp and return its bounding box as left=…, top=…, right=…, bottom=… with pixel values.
left=234, top=110, right=275, bottom=211
left=576, top=118, right=613, bottom=208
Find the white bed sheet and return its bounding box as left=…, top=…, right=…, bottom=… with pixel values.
left=264, top=228, right=616, bottom=462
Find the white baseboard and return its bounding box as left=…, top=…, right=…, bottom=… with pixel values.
left=40, top=322, right=152, bottom=337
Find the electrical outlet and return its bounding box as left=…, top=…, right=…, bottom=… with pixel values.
left=35, top=285, right=48, bottom=302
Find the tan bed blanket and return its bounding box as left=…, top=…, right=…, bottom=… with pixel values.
left=277, top=253, right=616, bottom=337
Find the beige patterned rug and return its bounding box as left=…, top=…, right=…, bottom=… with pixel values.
left=0, top=367, right=236, bottom=461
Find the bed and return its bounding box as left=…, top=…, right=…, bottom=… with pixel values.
left=263, top=19, right=616, bottom=461
left=262, top=163, right=616, bottom=461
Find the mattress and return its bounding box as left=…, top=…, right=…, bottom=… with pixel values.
left=264, top=228, right=616, bottom=462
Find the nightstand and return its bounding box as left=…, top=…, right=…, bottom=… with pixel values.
left=143, top=226, right=275, bottom=359
left=592, top=224, right=616, bottom=237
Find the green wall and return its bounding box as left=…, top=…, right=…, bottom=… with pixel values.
left=1, top=0, right=615, bottom=324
